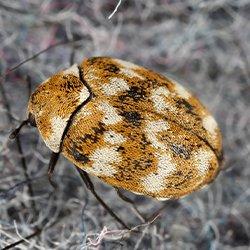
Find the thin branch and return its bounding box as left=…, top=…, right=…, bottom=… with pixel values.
left=3, top=41, right=67, bottom=76
left=0, top=37, right=85, bottom=81
left=108, top=0, right=122, bottom=19
left=0, top=2, right=29, bottom=14
left=0, top=78, right=38, bottom=218
left=2, top=228, right=41, bottom=250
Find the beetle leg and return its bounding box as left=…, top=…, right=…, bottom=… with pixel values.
left=48, top=152, right=60, bottom=189
left=75, top=167, right=130, bottom=230
left=9, top=119, right=29, bottom=139
left=116, top=188, right=146, bottom=222
left=116, top=188, right=135, bottom=204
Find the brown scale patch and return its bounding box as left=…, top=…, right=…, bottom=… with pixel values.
left=104, top=63, right=120, bottom=73
left=118, top=86, right=147, bottom=102
left=80, top=121, right=105, bottom=144
left=175, top=98, right=196, bottom=116
left=35, top=115, right=52, bottom=139
left=170, top=143, right=190, bottom=159
left=119, top=111, right=142, bottom=126
left=72, top=143, right=90, bottom=164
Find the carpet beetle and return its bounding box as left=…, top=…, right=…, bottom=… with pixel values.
left=24, top=57, right=223, bottom=200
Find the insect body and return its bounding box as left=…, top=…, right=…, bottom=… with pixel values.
left=26, top=57, right=223, bottom=200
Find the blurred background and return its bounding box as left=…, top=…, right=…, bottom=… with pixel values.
left=0, top=0, right=249, bottom=249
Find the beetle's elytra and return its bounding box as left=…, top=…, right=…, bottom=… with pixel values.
left=26, top=57, right=223, bottom=200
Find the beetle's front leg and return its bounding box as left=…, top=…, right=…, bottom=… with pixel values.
left=48, top=152, right=60, bottom=189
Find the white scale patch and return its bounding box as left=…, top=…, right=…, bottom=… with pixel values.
left=63, top=64, right=79, bottom=77
left=104, top=131, right=126, bottom=145
left=46, top=116, right=68, bottom=152
left=79, top=86, right=90, bottom=103
left=85, top=68, right=100, bottom=81
left=114, top=59, right=140, bottom=69
left=131, top=191, right=144, bottom=196
left=142, top=154, right=176, bottom=193
left=156, top=197, right=171, bottom=201
left=114, top=58, right=144, bottom=80
left=98, top=102, right=122, bottom=125
left=74, top=107, right=92, bottom=123
left=88, top=147, right=120, bottom=176
left=42, top=77, right=51, bottom=85
left=143, top=120, right=175, bottom=196
left=145, top=120, right=169, bottom=151
left=131, top=191, right=170, bottom=201
left=193, top=149, right=214, bottom=175
left=172, top=81, right=191, bottom=99
left=102, top=77, right=129, bottom=96
left=151, top=86, right=176, bottom=113
left=202, top=115, right=218, bottom=138
left=120, top=68, right=144, bottom=80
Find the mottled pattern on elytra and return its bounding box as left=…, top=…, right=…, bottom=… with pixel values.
left=82, top=57, right=222, bottom=157
left=59, top=57, right=223, bottom=199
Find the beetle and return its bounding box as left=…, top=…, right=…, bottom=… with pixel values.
left=11, top=56, right=223, bottom=202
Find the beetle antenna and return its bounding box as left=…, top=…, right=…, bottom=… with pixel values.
left=9, top=119, right=29, bottom=139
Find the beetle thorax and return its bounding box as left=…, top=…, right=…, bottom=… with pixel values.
left=28, top=64, right=91, bottom=152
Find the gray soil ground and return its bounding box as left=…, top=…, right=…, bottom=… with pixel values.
left=0, top=1, right=249, bottom=249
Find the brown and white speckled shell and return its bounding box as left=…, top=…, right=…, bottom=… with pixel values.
left=28, top=57, right=223, bottom=200
left=28, top=64, right=90, bottom=152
